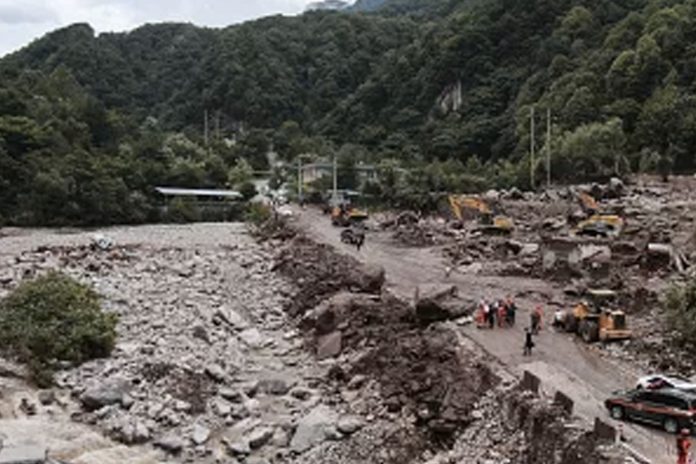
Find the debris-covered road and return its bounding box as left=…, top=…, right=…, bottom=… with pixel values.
left=293, top=204, right=675, bottom=464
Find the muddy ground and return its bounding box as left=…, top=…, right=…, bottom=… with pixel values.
left=0, top=219, right=635, bottom=464
left=292, top=175, right=696, bottom=464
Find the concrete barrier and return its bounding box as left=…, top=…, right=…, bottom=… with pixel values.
left=521, top=370, right=541, bottom=394
left=593, top=417, right=617, bottom=442
left=553, top=390, right=574, bottom=416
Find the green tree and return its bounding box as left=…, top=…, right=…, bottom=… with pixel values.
left=554, top=118, right=627, bottom=182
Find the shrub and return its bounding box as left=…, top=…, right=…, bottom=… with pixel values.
left=0, top=272, right=117, bottom=385
left=245, top=202, right=272, bottom=225
left=239, top=181, right=258, bottom=201
left=663, top=278, right=696, bottom=348
left=166, top=197, right=201, bottom=223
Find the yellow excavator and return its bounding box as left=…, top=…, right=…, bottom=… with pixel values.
left=561, top=289, right=632, bottom=343
left=448, top=195, right=513, bottom=234
left=572, top=192, right=624, bottom=238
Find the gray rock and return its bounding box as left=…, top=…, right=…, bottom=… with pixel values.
left=225, top=440, right=251, bottom=456
left=120, top=419, right=151, bottom=444
left=155, top=434, right=185, bottom=454
left=239, top=328, right=266, bottom=348
left=192, top=325, right=211, bottom=344
left=214, top=307, right=249, bottom=329
left=337, top=416, right=364, bottom=435
left=245, top=458, right=271, bottom=464
left=247, top=426, right=274, bottom=449
left=289, top=387, right=313, bottom=401
left=290, top=405, right=338, bottom=453
left=37, top=390, right=55, bottom=406
left=219, top=388, right=245, bottom=403
left=205, top=364, right=227, bottom=382
left=192, top=423, right=211, bottom=445
left=316, top=331, right=342, bottom=360
left=211, top=397, right=232, bottom=417
left=0, top=445, right=47, bottom=464
left=80, top=379, right=129, bottom=411
left=258, top=378, right=290, bottom=396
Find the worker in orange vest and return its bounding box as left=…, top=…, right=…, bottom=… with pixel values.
left=476, top=299, right=487, bottom=328
left=497, top=300, right=507, bottom=328
left=531, top=305, right=544, bottom=334
left=677, top=429, right=691, bottom=464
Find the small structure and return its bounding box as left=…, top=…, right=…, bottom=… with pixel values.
left=301, top=162, right=377, bottom=186
left=155, top=187, right=243, bottom=221
left=155, top=187, right=242, bottom=200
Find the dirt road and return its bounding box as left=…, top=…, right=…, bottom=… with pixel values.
left=293, top=207, right=675, bottom=464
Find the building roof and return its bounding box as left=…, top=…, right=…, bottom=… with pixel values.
left=302, top=162, right=375, bottom=171
left=155, top=187, right=242, bottom=199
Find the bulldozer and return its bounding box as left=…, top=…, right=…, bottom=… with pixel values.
left=448, top=195, right=513, bottom=235
left=331, top=203, right=368, bottom=227
left=562, top=289, right=632, bottom=343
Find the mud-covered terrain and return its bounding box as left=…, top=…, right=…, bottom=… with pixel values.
left=0, top=221, right=635, bottom=463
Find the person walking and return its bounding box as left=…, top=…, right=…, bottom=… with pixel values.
left=677, top=429, right=691, bottom=464
left=523, top=328, right=535, bottom=356
left=355, top=230, right=365, bottom=252
left=488, top=300, right=497, bottom=329
left=531, top=305, right=543, bottom=335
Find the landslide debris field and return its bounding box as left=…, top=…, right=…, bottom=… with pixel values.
left=0, top=219, right=634, bottom=464
left=374, top=176, right=696, bottom=373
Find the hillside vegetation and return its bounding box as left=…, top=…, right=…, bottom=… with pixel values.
left=1, top=0, right=695, bottom=225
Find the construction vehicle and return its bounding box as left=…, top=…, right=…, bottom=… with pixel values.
left=562, top=289, right=632, bottom=343
left=578, top=192, right=599, bottom=216
left=571, top=191, right=624, bottom=238
left=448, top=195, right=513, bottom=234
left=331, top=203, right=368, bottom=227
left=573, top=214, right=624, bottom=238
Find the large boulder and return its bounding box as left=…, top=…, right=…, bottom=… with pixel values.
left=290, top=405, right=338, bottom=453
left=80, top=378, right=130, bottom=411
left=304, top=292, right=378, bottom=335
left=414, top=284, right=472, bottom=323
left=348, top=263, right=385, bottom=294
left=316, top=331, right=342, bottom=360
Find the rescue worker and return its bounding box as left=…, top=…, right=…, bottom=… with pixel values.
left=523, top=328, right=534, bottom=356
left=677, top=429, right=691, bottom=464
left=497, top=300, right=507, bottom=328
left=531, top=305, right=543, bottom=335
left=506, top=296, right=516, bottom=326
left=355, top=229, right=365, bottom=252
left=488, top=300, right=497, bottom=329
left=476, top=300, right=487, bottom=328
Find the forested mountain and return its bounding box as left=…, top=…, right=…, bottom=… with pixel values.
left=1, top=0, right=695, bottom=225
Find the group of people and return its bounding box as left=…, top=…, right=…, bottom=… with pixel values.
left=476, top=297, right=518, bottom=329
left=476, top=298, right=546, bottom=356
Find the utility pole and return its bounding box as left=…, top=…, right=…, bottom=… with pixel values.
left=530, top=106, right=535, bottom=189
left=332, top=154, right=338, bottom=202
left=297, top=157, right=303, bottom=205
left=204, top=109, right=209, bottom=147
left=215, top=110, right=221, bottom=142
left=546, top=108, right=552, bottom=189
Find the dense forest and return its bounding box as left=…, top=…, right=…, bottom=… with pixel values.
left=1, top=0, right=695, bottom=225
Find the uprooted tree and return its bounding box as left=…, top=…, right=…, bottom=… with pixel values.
left=0, top=271, right=118, bottom=386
